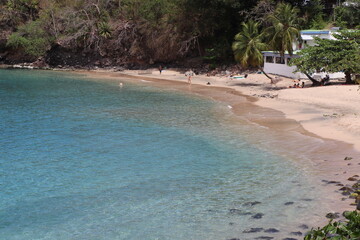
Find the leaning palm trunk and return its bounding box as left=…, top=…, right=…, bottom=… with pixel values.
left=304, top=73, right=321, bottom=86
left=258, top=66, right=273, bottom=83
left=344, top=71, right=354, bottom=84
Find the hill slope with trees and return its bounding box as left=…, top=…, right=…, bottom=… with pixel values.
left=0, top=0, right=359, bottom=69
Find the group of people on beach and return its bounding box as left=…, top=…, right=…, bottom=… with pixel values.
left=290, top=80, right=305, bottom=88
left=321, top=74, right=330, bottom=86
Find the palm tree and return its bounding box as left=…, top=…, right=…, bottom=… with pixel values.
left=265, top=2, right=301, bottom=56
left=232, top=20, right=273, bottom=81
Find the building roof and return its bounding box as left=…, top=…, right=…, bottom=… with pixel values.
left=301, top=35, right=315, bottom=40
left=301, top=30, right=330, bottom=35
left=262, top=51, right=300, bottom=56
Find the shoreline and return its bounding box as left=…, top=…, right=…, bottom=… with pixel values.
left=2, top=67, right=359, bottom=230
left=77, top=68, right=360, bottom=222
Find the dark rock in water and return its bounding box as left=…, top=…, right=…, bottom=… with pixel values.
left=348, top=177, right=357, bottom=181
left=349, top=194, right=357, bottom=199
left=229, top=222, right=235, bottom=225
left=326, top=212, right=340, bottom=219
left=298, top=224, right=309, bottom=229
left=229, top=209, right=252, bottom=215
left=327, top=181, right=341, bottom=184
left=353, top=175, right=359, bottom=177
left=336, top=183, right=344, bottom=186
left=342, top=191, right=351, bottom=196
left=252, top=213, right=264, bottom=219
left=301, top=198, right=313, bottom=201
left=264, top=228, right=280, bottom=233
left=243, top=201, right=261, bottom=206
left=344, top=156, right=353, bottom=160
left=243, top=228, right=264, bottom=233
left=256, top=237, right=274, bottom=240
left=290, top=231, right=302, bottom=236
left=282, top=238, right=298, bottom=240
left=321, top=179, right=329, bottom=183
left=339, top=186, right=353, bottom=192
left=227, top=238, right=240, bottom=240
left=284, top=202, right=294, bottom=205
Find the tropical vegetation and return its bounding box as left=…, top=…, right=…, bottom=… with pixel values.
left=0, top=0, right=359, bottom=73
left=232, top=21, right=267, bottom=70
left=232, top=2, right=302, bottom=81
left=231, top=1, right=359, bottom=84
left=290, top=29, right=360, bottom=84
left=305, top=211, right=360, bottom=240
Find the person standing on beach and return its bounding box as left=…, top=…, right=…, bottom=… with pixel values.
left=159, top=65, right=162, bottom=74
left=186, top=70, right=194, bottom=84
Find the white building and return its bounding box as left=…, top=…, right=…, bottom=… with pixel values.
left=262, top=29, right=345, bottom=79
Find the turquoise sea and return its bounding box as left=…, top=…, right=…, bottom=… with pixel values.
left=0, top=70, right=329, bottom=240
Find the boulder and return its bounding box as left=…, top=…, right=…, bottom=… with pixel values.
left=290, top=231, right=302, bottom=236
left=326, top=212, right=340, bottom=219
left=264, top=228, right=280, bottom=233
left=243, top=201, right=261, bottom=206
left=243, top=228, right=263, bottom=233
left=252, top=213, right=264, bottom=219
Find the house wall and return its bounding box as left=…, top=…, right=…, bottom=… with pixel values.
left=263, top=54, right=345, bottom=80
left=263, top=59, right=301, bottom=79
left=263, top=30, right=345, bottom=80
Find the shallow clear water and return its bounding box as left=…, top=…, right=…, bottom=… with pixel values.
left=0, top=70, right=326, bottom=239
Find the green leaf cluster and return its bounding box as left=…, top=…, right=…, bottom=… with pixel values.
left=6, top=0, right=39, bottom=21
left=232, top=20, right=267, bottom=68
left=305, top=211, right=360, bottom=240
left=0, top=0, right=359, bottom=64
left=290, top=30, right=360, bottom=84
left=232, top=2, right=301, bottom=68
left=6, top=20, right=53, bottom=57
left=334, top=0, right=360, bottom=29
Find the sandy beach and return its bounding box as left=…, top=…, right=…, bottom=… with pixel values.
left=76, top=67, right=360, bottom=229
left=85, top=68, right=360, bottom=149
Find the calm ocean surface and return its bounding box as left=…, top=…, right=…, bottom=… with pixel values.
left=0, top=70, right=328, bottom=239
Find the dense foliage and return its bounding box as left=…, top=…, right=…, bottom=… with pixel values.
left=290, top=29, right=360, bottom=84
left=305, top=211, right=360, bottom=240
left=0, top=0, right=359, bottom=67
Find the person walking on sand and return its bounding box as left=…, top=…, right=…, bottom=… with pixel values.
left=159, top=65, right=162, bottom=74
left=185, top=70, right=194, bottom=84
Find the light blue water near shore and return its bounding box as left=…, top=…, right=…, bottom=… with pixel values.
left=0, top=70, right=327, bottom=240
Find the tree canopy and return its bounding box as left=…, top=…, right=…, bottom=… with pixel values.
left=0, top=0, right=359, bottom=67
left=265, top=2, right=302, bottom=56
left=232, top=20, right=267, bottom=68
left=290, top=30, right=360, bottom=84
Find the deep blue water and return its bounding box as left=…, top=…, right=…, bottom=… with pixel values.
left=0, top=70, right=326, bottom=239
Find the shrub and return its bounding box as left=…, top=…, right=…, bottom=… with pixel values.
left=6, top=20, right=53, bottom=57
left=305, top=211, right=360, bottom=240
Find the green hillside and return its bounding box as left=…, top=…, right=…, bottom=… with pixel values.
left=0, top=0, right=358, bottom=68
